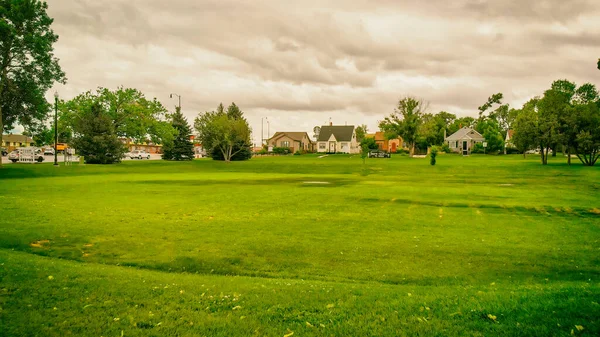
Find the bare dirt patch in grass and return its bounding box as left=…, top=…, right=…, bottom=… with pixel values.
left=30, top=239, right=50, bottom=248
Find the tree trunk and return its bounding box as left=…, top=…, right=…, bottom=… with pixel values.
left=567, top=146, right=571, bottom=166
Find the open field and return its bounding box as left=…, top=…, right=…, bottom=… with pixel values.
left=1, top=154, right=599, bottom=336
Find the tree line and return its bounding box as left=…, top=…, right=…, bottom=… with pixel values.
left=372, top=79, right=600, bottom=166
left=1, top=1, right=598, bottom=166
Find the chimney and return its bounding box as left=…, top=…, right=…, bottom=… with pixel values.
left=444, top=129, right=447, bottom=140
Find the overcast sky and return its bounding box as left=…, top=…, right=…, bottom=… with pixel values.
left=45, top=0, right=600, bottom=145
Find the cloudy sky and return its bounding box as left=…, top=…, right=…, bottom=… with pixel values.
left=46, top=0, right=600, bottom=144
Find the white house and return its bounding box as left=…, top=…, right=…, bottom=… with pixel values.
left=445, top=127, right=485, bottom=155
left=316, top=125, right=359, bottom=154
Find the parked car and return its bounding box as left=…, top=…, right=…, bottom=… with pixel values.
left=8, top=148, right=44, bottom=163
left=1, top=147, right=7, bottom=156
left=129, top=150, right=151, bottom=159
left=368, top=150, right=391, bottom=158
left=43, top=147, right=55, bottom=156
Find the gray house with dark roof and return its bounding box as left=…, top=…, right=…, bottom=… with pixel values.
left=316, top=125, right=359, bottom=153
left=445, top=127, right=485, bottom=155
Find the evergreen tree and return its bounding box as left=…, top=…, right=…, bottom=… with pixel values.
left=162, top=107, right=194, bottom=161
left=71, top=103, right=124, bottom=164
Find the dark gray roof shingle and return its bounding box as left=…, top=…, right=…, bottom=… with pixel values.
left=317, top=126, right=355, bottom=142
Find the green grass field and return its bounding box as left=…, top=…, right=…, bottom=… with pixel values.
left=0, top=154, right=599, bottom=336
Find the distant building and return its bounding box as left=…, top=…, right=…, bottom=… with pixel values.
left=365, top=132, right=405, bottom=152
left=316, top=125, right=359, bottom=154
left=267, top=132, right=314, bottom=153
left=119, top=138, right=162, bottom=154
left=505, top=130, right=515, bottom=149
left=2, top=134, right=34, bottom=151
left=444, top=127, right=485, bottom=155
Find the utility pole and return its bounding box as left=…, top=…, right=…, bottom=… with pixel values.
left=170, top=93, right=181, bottom=110
left=54, top=91, right=59, bottom=166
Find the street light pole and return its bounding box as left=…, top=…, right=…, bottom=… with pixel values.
left=261, top=118, right=264, bottom=146
left=170, top=93, right=181, bottom=110
left=54, top=91, right=59, bottom=166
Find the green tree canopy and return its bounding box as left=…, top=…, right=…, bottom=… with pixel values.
left=0, top=0, right=66, bottom=166
left=194, top=103, right=252, bottom=162
left=379, top=97, right=426, bottom=157
left=59, top=87, right=171, bottom=145
left=355, top=124, right=368, bottom=142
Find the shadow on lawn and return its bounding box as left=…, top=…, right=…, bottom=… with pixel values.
left=131, top=177, right=358, bottom=188
left=358, top=197, right=600, bottom=218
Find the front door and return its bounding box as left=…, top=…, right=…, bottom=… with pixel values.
left=391, top=142, right=397, bottom=153
left=462, top=141, right=468, bottom=155
left=329, top=142, right=336, bottom=153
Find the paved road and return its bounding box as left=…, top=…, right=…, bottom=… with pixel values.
left=1, top=154, right=164, bottom=164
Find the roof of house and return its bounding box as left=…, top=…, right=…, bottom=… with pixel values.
left=2, top=134, right=33, bottom=143
left=366, top=131, right=386, bottom=142
left=445, top=127, right=485, bottom=141
left=269, top=132, right=311, bottom=143
left=317, top=125, right=355, bottom=142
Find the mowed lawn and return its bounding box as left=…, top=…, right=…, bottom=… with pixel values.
left=0, top=154, right=599, bottom=336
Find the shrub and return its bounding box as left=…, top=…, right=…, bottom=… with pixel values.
left=471, top=143, right=485, bottom=154
left=293, top=150, right=302, bottom=156
left=505, top=147, right=521, bottom=155
left=430, top=146, right=438, bottom=165
left=441, top=143, right=451, bottom=153
left=272, top=147, right=291, bottom=155
left=257, top=148, right=268, bottom=155
left=395, top=148, right=410, bottom=155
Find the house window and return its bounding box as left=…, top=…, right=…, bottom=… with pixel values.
left=281, top=141, right=290, bottom=147
left=455, top=141, right=458, bottom=148
left=319, top=143, right=326, bottom=150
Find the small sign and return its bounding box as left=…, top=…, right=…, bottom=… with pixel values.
left=483, top=142, right=488, bottom=148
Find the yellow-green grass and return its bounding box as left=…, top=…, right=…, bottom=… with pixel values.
left=0, top=154, right=599, bottom=336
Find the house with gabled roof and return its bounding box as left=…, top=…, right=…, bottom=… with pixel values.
left=316, top=125, right=359, bottom=154
left=445, top=127, right=485, bottom=155
left=267, top=132, right=314, bottom=153
left=2, top=134, right=34, bottom=151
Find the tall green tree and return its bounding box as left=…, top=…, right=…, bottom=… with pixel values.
left=194, top=103, right=252, bottom=162
left=0, top=0, right=66, bottom=167
left=355, top=124, right=368, bottom=142
left=511, top=100, right=539, bottom=157
left=58, top=87, right=170, bottom=145
left=447, top=116, right=475, bottom=135
left=71, top=102, right=124, bottom=164
left=418, top=111, right=456, bottom=147
left=475, top=119, right=504, bottom=153
left=379, top=97, right=426, bottom=157
left=478, top=93, right=503, bottom=118
left=162, top=107, right=193, bottom=161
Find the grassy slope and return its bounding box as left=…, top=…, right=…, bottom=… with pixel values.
left=0, top=154, right=599, bottom=336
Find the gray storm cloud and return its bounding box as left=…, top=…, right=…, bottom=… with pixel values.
left=47, top=0, right=600, bottom=144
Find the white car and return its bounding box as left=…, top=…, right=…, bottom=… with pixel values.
left=129, top=150, right=151, bottom=159
left=8, top=148, right=44, bottom=163
left=43, top=148, right=55, bottom=156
